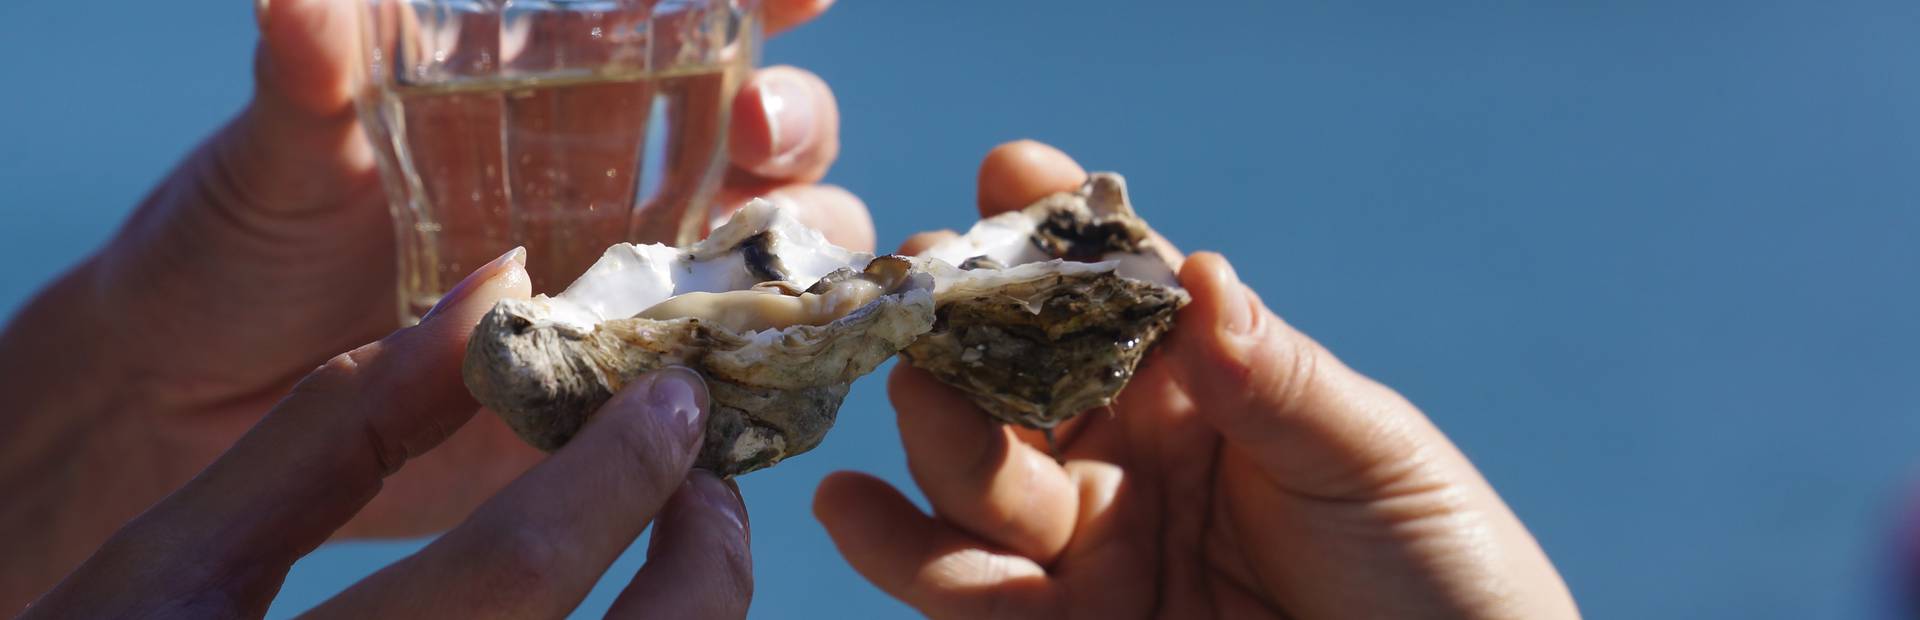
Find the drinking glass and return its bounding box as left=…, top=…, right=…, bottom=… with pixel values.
left=356, top=0, right=760, bottom=322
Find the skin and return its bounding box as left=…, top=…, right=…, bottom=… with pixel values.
left=1, top=3, right=1580, bottom=617
left=812, top=141, right=1584, bottom=619
left=0, top=0, right=858, bottom=610
left=21, top=255, right=754, bottom=619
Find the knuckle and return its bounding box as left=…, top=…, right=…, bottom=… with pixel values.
left=1188, top=303, right=1337, bottom=441
left=486, top=526, right=566, bottom=602
left=295, top=348, right=371, bottom=395
left=1373, top=475, right=1477, bottom=531
left=1209, top=296, right=1323, bottom=419
left=1261, top=326, right=1324, bottom=419
left=359, top=418, right=408, bottom=476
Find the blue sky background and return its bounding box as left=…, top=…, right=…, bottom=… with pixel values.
left=4, top=1, right=1920, bottom=618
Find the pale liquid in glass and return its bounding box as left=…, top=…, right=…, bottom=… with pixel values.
left=363, top=62, right=742, bottom=321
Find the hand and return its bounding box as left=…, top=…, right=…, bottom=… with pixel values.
left=21, top=254, right=752, bottom=620
left=812, top=141, right=1582, bottom=618
left=0, top=0, right=853, bottom=606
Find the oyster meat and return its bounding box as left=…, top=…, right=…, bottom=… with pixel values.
left=907, top=173, right=1189, bottom=431
left=464, top=200, right=936, bottom=476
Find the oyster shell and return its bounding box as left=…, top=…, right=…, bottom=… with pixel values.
left=465, top=172, right=1185, bottom=474
left=906, top=173, right=1189, bottom=430
left=464, top=200, right=936, bottom=476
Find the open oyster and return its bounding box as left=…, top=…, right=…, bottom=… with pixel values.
left=465, top=171, right=1185, bottom=474
left=463, top=200, right=936, bottom=476
left=906, top=173, right=1189, bottom=431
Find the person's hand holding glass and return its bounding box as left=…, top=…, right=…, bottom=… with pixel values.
left=0, top=0, right=858, bottom=609
left=0, top=2, right=1589, bottom=618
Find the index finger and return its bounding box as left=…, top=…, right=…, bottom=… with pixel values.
left=307, top=368, right=718, bottom=618
left=977, top=140, right=1088, bottom=217
left=973, top=141, right=1184, bottom=266
left=887, top=366, right=1080, bottom=565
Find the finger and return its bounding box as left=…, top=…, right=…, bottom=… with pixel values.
left=1049, top=461, right=1161, bottom=616
left=763, top=0, right=835, bottom=36
left=711, top=183, right=874, bottom=252
left=256, top=0, right=358, bottom=117
left=728, top=66, right=840, bottom=183
left=886, top=319, right=1084, bottom=456
left=889, top=367, right=1080, bottom=565
left=813, top=472, right=1058, bottom=618
left=607, top=471, right=752, bottom=620
left=898, top=230, right=957, bottom=256
left=309, top=368, right=711, bottom=618
left=977, top=140, right=1087, bottom=217
left=973, top=141, right=1183, bottom=267
left=338, top=409, right=548, bottom=539
left=772, top=185, right=872, bottom=252
left=1180, top=253, right=1583, bottom=617
left=971, top=140, right=1183, bottom=272
left=22, top=249, right=531, bottom=619
left=1170, top=252, right=1443, bottom=500
left=225, top=0, right=376, bottom=220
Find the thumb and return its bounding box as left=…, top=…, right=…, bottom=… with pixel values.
left=1170, top=253, right=1449, bottom=500
left=219, top=0, right=372, bottom=218
left=256, top=0, right=359, bottom=118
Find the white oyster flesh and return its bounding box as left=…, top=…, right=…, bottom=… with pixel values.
left=463, top=199, right=935, bottom=477
left=905, top=173, right=1191, bottom=431
left=922, top=172, right=1179, bottom=289
left=545, top=200, right=867, bottom=330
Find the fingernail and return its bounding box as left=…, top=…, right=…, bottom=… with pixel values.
left=759, top=72, right=817, bottom=161
left=647, top=366, right=710, bottom=439
left=1214, top=257, right=1255, bottom=336
left=688, top=469, right=748, bottom=534
left=422, top=246, right=525, bottom=322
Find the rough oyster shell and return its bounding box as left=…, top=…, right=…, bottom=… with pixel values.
left=464, top=200, right=935, bottom=476
left=906, top=173, right=1189, bottom=430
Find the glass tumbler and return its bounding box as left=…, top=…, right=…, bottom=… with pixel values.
left=356, top=0, right=760, bottom=323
